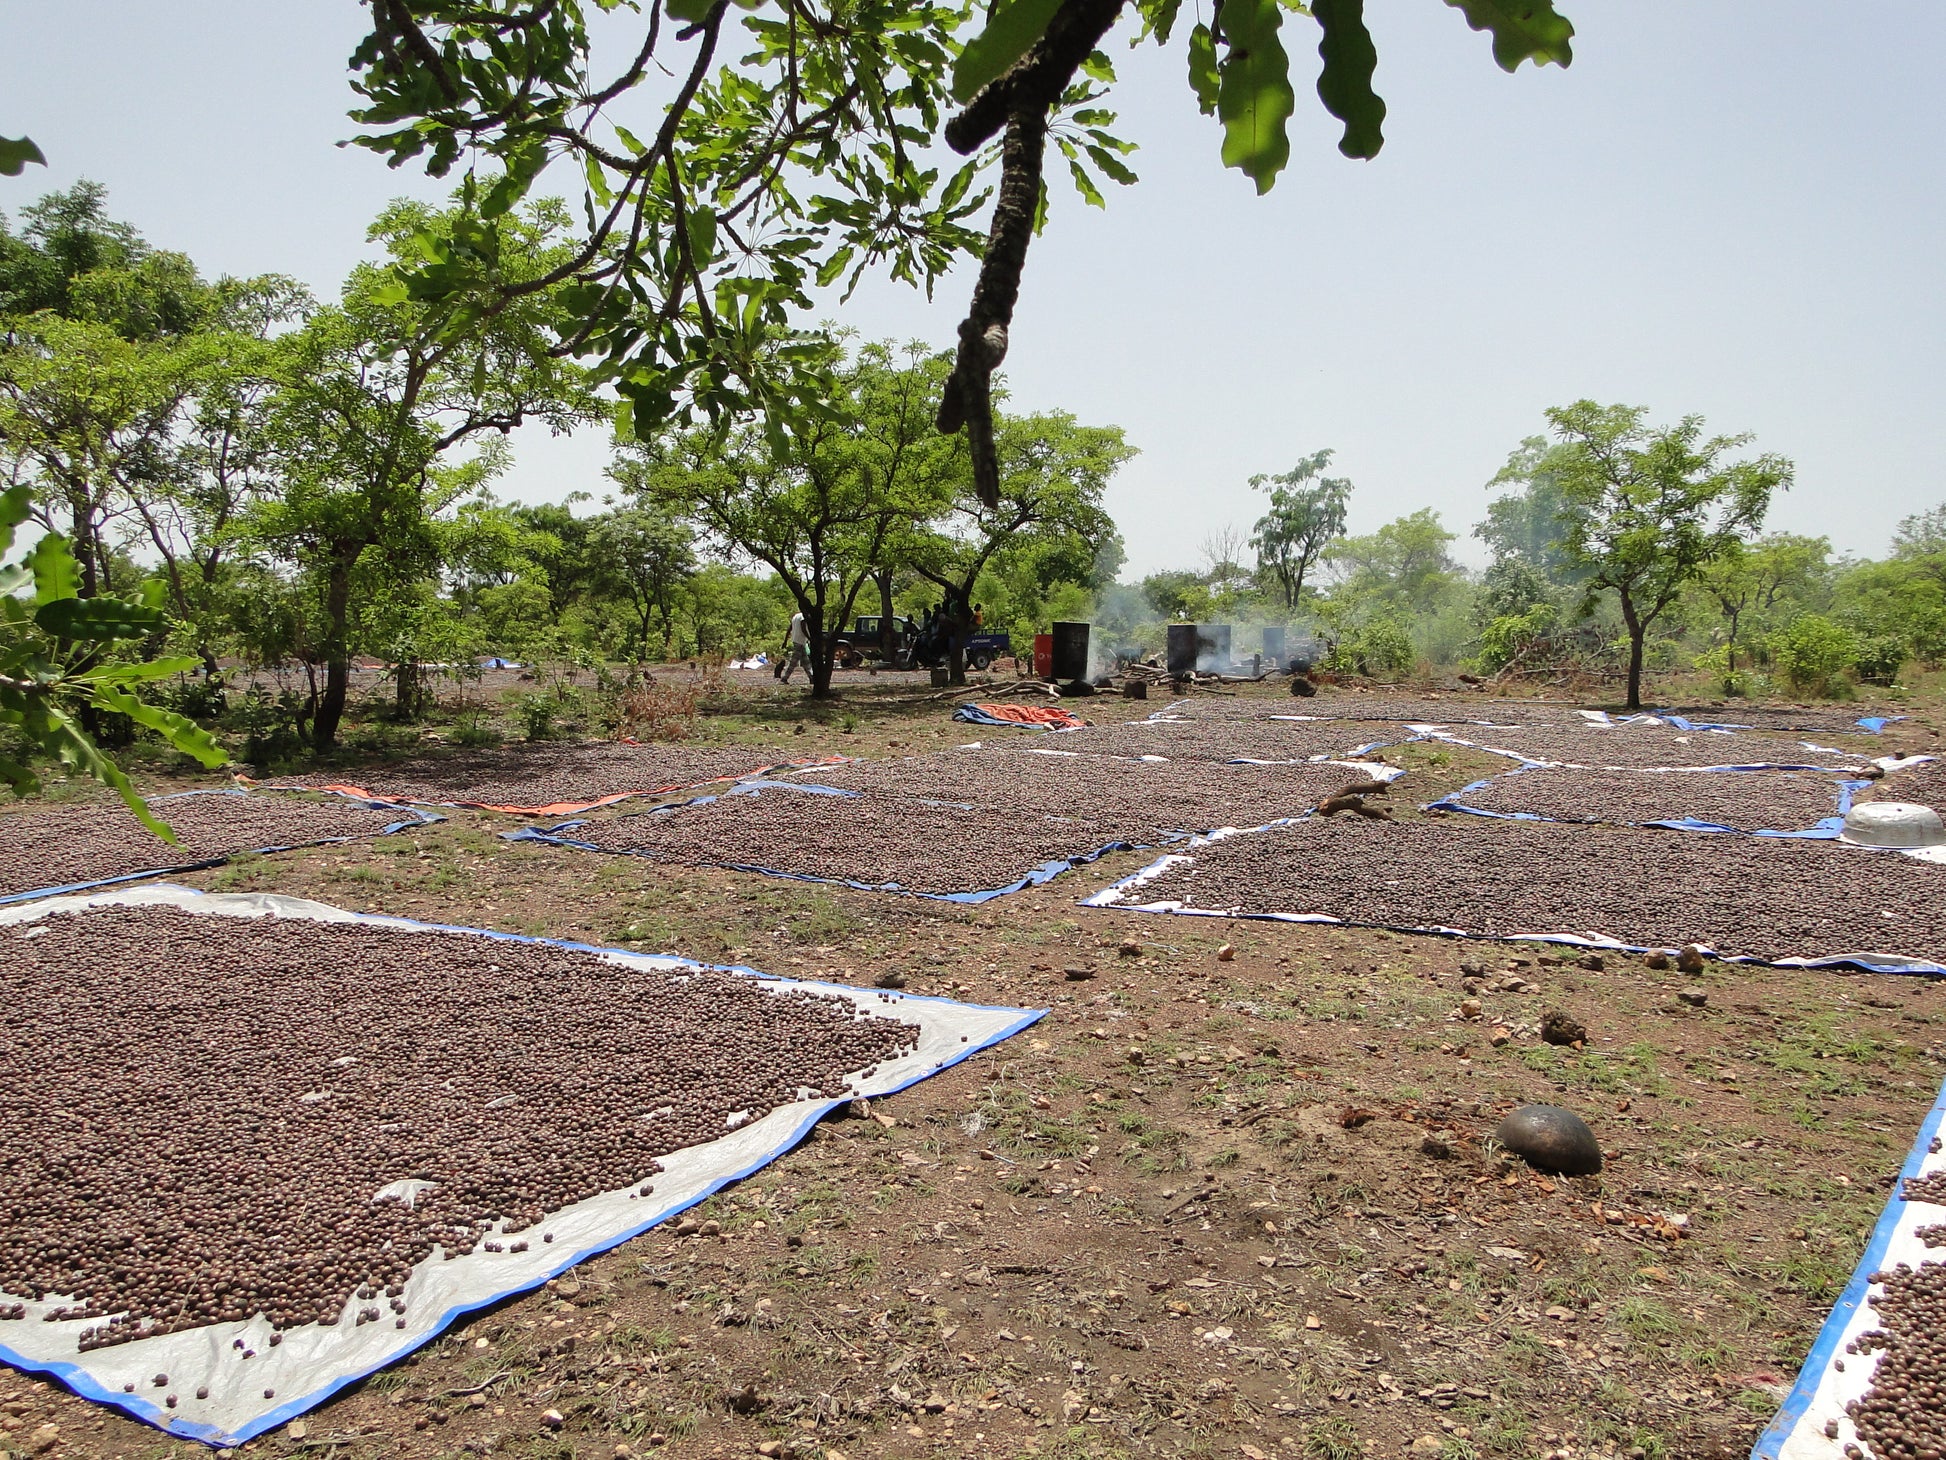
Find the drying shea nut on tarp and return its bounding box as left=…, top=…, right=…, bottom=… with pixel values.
left=0, top=884, right=1041, bottom=1446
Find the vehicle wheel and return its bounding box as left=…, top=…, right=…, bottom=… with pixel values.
left=969, top=652, right=991, bottom=671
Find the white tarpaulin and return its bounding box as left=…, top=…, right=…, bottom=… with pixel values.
left=1752, top=1074, right=1946, bottom=1458
left=1083, top=826, right=1946, bottom=976
left=0, top=885, right=1043, bottom=1447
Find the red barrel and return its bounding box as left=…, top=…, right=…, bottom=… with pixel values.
left=1033, top=633, right=1054, bottom=680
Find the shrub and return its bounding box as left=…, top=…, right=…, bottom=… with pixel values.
left=1852, top=633, right=1907, bottom=686
left=451, top=710, right=501, bottom=748
left=1771, top=615, right=1859, bottom=697
left=1323, top=618, right=1414, bottom=681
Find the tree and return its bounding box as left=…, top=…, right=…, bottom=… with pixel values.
left=1200, top=524, right=1251, bottom=600
left=1326, top=508, right=1461, bottom=616
left=1696, top=532, right=1829, bottom=674
left=619, top=341, right=950, bottom=698
left=1476, top=435, right=1585, bottom=583
left=0, top=313, right=208, bottom=599
left=342, top=2, right=1575, bottom=498
left=909, top=406, right=1132, bottom=683
left=1544, top=401, right=1792, bottom=710
left=0, top=182, right=211, bottom=340
left=248, top=196, right=601, bottom=748
left=595, top=509, right=697, bottom=658
left=1249, top=451, right=1352, bottom=612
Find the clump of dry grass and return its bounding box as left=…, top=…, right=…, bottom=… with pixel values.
left=613, top=665, right=721, bottom=741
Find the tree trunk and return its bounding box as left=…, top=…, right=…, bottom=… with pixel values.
left=1621, top=597, right=1646, bottom=712
left=876, top=571, right=896, bottom=660
left=314, top=556, right=355, bottom=749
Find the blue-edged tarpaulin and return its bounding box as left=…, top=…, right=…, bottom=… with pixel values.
left=1422, top=727, right=1883, bottom=774
left=1750, top=1071, right=1946, bottom=1458
left=1426, top=766, right=1870, bottom=839
left=1646, top=708, right=1904, bottom=735
left=506, top=812, right=1147, bottom=906
left=0, top=884, right=1043, bottom=1447
left=507, top=763, right=1407, bottom=905
left=0, top=788, right=443, bottom=908
left=1081, top=826, right=1946, bottom=977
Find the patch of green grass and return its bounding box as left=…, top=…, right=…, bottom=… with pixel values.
left=1302, top=1416, right=1361, bottom=1460
left=1775, top=1247, right=1850, bottom=1302
left=1610, top=1294, right=1681, bottom=1344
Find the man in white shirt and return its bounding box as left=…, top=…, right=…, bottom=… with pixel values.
left=776, top=610, right=812, bottom=683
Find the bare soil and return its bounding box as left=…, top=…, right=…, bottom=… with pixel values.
left=1, top=679, right=1942, bottom=1460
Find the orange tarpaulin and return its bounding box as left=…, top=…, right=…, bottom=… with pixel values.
left=954, top=703, right=1087, bottom=729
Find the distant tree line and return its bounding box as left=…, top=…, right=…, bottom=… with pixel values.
left=0, top=183, right=1130, bottom=766
left=1118, top=406, right=1939, bottom=709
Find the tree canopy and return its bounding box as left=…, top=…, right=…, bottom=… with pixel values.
left=1545, top=401, right=1792, bottom=709
left=1249, top=450, right=1351, bottom=611
left=340, top=0, right=1575, bottom=501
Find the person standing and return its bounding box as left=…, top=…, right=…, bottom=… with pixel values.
left=777, top=609, right=812, bottom=683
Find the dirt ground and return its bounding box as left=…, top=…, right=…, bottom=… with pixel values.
left=4, top=676, right=1944, bottom=1460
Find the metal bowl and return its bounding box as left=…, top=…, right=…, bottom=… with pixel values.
left=1841, top=800, right=1946, bottom=849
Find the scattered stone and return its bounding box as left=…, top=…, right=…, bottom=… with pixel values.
left=540, top=1409, right=565, bottom=1430
left=873, top=970, right=908, bottom=989
left=1540, top=1010, right=1587, bottom=1047
left=1117, top=939, right=1142, bottom=958
left=1677, top=944, right=1707, bottom=974
left=1489, top=1026, right=1511, bottom=1047
left=1217, top=943, right=1236, bottom=962
left=1064, top=965, right=1095, bottom=981
left=1459, top=998, right=1482, bottom=1019
left=1421, top=1133, right=1453, bottom=1159
left=1644, top=951, right=1672, bottom=971
left=1678, top=986, right=1708, bottom=1007
left=1576, top=953, right=1606, bottom=971
left=1494, top=1104, right=1602, bottom=1176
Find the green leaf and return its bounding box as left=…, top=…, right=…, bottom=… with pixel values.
left=35, top=596, right=167, bottom=642
left=1066, top=157, right=1107, bottom=208
left=0, top=565, right=27, bottom=597
left=0, top=135, right=46, bottom=176
left=1216, top=0, right=1296, bottom=193
left=952, top=0, right=1064, bottom=102
left=816, top=245, right=858, bottom=288
left=1313, top=0, right=1385, bottom=159
left=91, top=685, right=229, bottom=769
left=1187, top=23, right=1220, bottom=115
left=35, top=703, right=177, bottom=842
left=0, top=485, right=29, bottom=558
left=665, top=0, right=717, bottom=19
left=1443, top=0, right=1575, bottom=71
left=74, top=654, right=200, bottom=685
left=0, top=753, right=35, bottom=798
left=686, top=207, right=718, bottom=269
left=1137, top=0, right=1184, bottom=46
left=26, top=533, right=79, bottom=605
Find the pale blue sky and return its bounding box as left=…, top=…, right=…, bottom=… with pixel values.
left=5, top=2, right=1941, bottom=575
